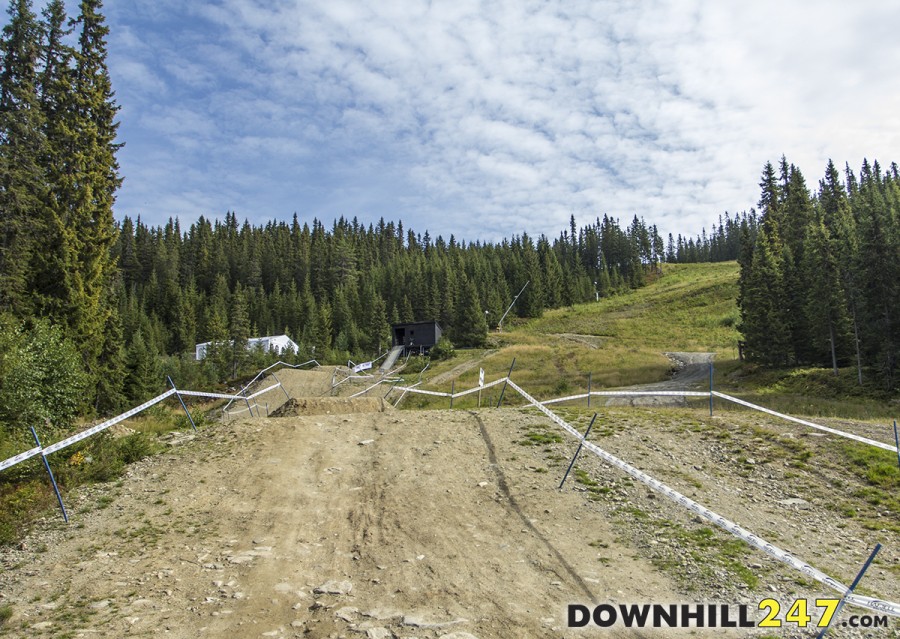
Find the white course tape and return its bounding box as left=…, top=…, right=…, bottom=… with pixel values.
left=391, top=386, right=451, bottom=398
left=592, top=390, right=712, bottom=397
left=43, top=389, right=178, bottom=456
left=0, top=446, right=43, bottom=472
left=225, top=404, right=259, bottom=416
left=451, top=377, right=507, bottom=398
left=392, top=377, right=509, bottom=400
left=178, top=390, right=245, bottom=401
left=713, top=392, right=896, bottom=453
left=505, top=379, right=900, bottom=617
left=246, top=382, right=282, bottom=400
left=541, top=390, right=711, bottom=406
left=349, top=380, right=390, bottom=398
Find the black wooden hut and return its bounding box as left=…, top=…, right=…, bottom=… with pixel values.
left=391, top=321, right=442, bottom=355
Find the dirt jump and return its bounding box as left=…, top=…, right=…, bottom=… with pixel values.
left=1, top=366, right=898, bottom=638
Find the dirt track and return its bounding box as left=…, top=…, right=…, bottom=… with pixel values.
left=1, top=368, right=898, bottom=638
left=0, top=409, right=691, bottom=638
left=604, top=352, right=715, bottom=407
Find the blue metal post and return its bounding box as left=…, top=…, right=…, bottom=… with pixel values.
left=496, top=358, right=517, bottom=408
left=271, top=372, right=291, bottom=400
left=30, top=426, right=68, bottom=523
left=816, top=543, right=881, bottom=638
left=559, top=414, right=598, bottom=490
left=893, top=421, right=900, bottom=472
left=168, top=376, right=197, bottom=431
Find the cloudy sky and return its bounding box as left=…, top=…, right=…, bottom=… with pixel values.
left=90, top=0, right=900, bottom=241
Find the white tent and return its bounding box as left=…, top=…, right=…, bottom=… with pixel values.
left=195, top=334, right=299, bottom=360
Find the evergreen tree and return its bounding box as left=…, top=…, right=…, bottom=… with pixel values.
left=228, top=283, right=250, bottom=378
left=739, top=225, right=793, bottom=366
left=802, top=216, right=850, bottom=374
left=454, top=275, right=487, bottom=347
left=35, top=0, right=121, bottom=391
left=124, top=329, right=161, bottom=402
left=0, top=0, right=45, bottom=316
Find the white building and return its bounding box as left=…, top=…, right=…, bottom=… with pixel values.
left=195, top=334, right=299, bottom=360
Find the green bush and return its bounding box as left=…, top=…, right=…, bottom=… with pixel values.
left=0, top=480, right=54, bottom=545
left=118, top=432, right=160, bottom=464
left=430, top=337, right=455, bottom=360
left=173, top=408, right=209, bottom=431
left=0, top=318, right=88, bottom=435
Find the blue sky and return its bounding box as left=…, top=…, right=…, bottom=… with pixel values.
left=71, top=1, right=900, bottom=240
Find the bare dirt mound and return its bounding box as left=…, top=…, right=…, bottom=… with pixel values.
left=2, top=404, right=897, bottom=638
left=270, top=396, right=391, bottom=417
left=271, top=368, right=335, bottom=398
left=0, top=410, right=694, bottom=638
left=605, top=352, right=715, bottom=407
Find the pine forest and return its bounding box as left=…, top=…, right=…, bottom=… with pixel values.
left=0, top=0, right=897, bottom=444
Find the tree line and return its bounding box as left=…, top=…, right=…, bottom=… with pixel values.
left=665, top=211, right=758, bottom=264
left=738, top=157, right=899, bottom=389
left=0, top=0, right=123, bottom=432
left=111, top=212, right=667, bottom=398
left=0, top=0, right=673, bottom=425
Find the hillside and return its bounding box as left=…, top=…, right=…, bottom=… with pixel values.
left=407, top=262, right=737, bottom=404
left=411, top=261, right=896, bottom=421
left=2, top=262, right=900, bottom=638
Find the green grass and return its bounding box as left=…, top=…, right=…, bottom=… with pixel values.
left=412, top=261, right=896, bottom=419
left=0, top=404, right=214, bottom=547
left=414, top=262, right=741, bottom=404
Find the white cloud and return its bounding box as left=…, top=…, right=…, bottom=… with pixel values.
left=101, top=0, right=900, bottom=241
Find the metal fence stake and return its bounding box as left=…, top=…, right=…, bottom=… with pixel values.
left=816, top=544, right=881, bottom=638
left=271, top=372, right=291, bottom=400
left=559, top=414, right=597, bottom=490
left=30, top=426, right=68, bottom=523
left=587, top=371, right=592, bottom=408
left=168, top=376, right=197, bottom=431
left=893, top=420, right=900, bottom=472
left=496, top=358, right=517, bottom=408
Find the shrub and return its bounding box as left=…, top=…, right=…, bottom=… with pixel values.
left=118, top=432, right=160, bottom=464
left=0, top=319, right=88, bottom=436
left=0, top=480, right=54, bottom=546
left=173, top=408, right=209, bottom=431
left=430, top=337, right=455, bottom=360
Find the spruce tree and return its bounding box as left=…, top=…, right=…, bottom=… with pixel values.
left=228, top=283, right=250, bottom=378
left=739, top=226, right=793, bottom=366
left=802, top=216, right=850, bottom=374
left=36, top=0, right=121, bottom=390
left=454, top=275, right=487, bottom=347
left=0, top=0, right=45, bottom=315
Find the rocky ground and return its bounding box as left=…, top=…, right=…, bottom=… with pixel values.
left=0, top=369, right=898, bottom=638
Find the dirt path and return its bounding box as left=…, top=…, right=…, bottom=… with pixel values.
left=0, top=409, right=699, bottom=639
left=1, top=371, right=898, bottom=638
left=428, top=351, right=498, bottom=387
left=605, top=352, right=715, bottom=407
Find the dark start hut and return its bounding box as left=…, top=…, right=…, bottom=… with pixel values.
left=391, top=321, right=442, bottom=356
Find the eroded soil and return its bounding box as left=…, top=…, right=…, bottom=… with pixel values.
left=0, top=368, right=898, bottom=639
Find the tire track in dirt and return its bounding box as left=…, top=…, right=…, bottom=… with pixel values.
left=470, top=411, right=597, bottom=605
